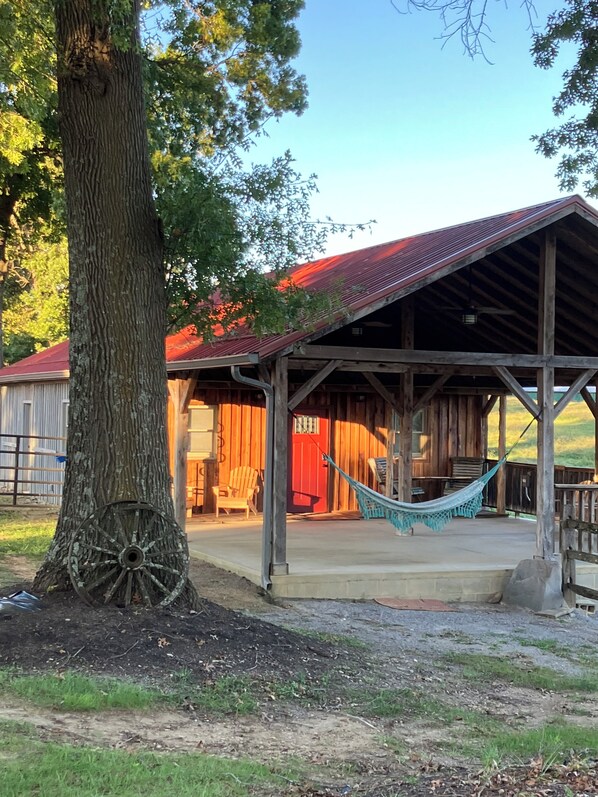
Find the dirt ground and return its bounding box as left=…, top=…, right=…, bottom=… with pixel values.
left=2, top=558, right=598, bottom=796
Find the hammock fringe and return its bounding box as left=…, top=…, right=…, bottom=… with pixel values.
left=324, top=456, right=504, bottom=534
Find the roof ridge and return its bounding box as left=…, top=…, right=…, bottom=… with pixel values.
left=290, top=195, right=584, bottom=269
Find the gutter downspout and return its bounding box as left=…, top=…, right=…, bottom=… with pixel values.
left=231, top=366, right=273, bottom=591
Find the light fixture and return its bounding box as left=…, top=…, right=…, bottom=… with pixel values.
left=461, top=307, right=478, bottom=325
left=351, top=325, right=363, bottom=336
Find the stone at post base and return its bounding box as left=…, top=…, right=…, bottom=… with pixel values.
left=502, top=558, right=567, bottom=613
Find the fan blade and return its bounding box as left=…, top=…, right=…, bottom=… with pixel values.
left=477, top=307, right=515, bottom=316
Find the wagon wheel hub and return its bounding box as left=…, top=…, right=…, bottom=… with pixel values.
left=120, top=545, right=145, bottom=570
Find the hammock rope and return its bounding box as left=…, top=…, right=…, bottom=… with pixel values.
left=324, top=455, right=505, bottom=534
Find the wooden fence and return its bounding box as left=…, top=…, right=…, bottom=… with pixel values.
left=484, top=460, right=595, bottom=518
left=560, top=516, right=598, bottom=606
left=0, top=433, right=66, bottom=506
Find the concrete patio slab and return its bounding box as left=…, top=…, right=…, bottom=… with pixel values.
left=186, top=513, right=598, bottom=603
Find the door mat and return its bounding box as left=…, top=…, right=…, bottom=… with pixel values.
left=374, top=597, right=455, bottom=612
left=298, top=511, right=363, bottom=522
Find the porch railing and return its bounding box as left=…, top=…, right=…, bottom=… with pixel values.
left=0, top=433, right=66, bottom=506
left=484, top=459, right=596, bottom=519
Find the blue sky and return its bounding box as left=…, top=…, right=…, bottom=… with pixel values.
left=248, top=0, right=596, bottom=256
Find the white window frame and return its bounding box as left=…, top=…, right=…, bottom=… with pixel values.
left=187, top=404, right=218, bottom=459
left=393, top=409, right=426, bottom=460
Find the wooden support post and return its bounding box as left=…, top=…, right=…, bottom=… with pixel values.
left=398, top=297, right=414, bottom=502
left=497, top=395, right=507, bottom=516
left=399, top=370, right=414, bottom=501
left=385, top=402, right=395, bottom=499
left=167, top=376, right=197, bottom=531
left=272, top=357, right=289, bottom=575
left=561, top=513, right=577, bottom=607
left=580, top=382, right=598, bottom=476
left=481, top=395, right=498, bottom=460
left=536, top=228, right=557, bottom=560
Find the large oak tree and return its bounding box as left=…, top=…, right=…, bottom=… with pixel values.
left=29, top=0, right=318, bottom=603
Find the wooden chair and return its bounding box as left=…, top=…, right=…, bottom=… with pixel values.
left=443, top=457, right=485, bottom=495
left=212, top=466, right=260, bottom=519
left=367, top=457, right=425, bottom=500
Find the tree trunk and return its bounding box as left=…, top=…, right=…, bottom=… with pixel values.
left=34, top=0, right=199, bottom=608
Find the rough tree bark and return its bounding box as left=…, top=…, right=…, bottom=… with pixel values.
left=33, top=0, right=199, bottom=608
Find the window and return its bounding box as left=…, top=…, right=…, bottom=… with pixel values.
left=293, top=415, right=320, bottom=435
left=392, top=409, right=426, bottom=459
left=188, top=405, right=217, bottom=458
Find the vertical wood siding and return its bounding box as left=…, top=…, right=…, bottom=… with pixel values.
left=1, top=379, right=484, bottom=512
left=0, top=381, right=69, bottom=503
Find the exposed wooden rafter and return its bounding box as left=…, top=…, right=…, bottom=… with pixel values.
left=287, top=359, right=341, bottom=411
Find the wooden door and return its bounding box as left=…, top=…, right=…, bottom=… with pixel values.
left=288, top=410, right=329, bottom=513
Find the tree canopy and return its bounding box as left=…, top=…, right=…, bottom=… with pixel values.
left=1, top=0, right=357, bottom=365
left=399, top=0, right=598, bottom=197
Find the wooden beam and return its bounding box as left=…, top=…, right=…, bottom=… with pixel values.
left=363, top=372, right=402, bottom=416
left=482, top=395, right=499, bottom=419
left=554, top=369, right=597, bottom=419
left=167, top=376, right=197, bottom=530
left=288, top=360, right=341, bottom=411
left=295, top=344, right=598, bottom=370
left=496, top=395, right=507, bottom=515
left=536, top=228, right=557, bottom=560
left=581, top=386, right=598, bottom=419
left=413, top=374, right=449, bottom=414
left=271, top=357, right=289, bottom=575
left=493, top=366, right=538, bottom=416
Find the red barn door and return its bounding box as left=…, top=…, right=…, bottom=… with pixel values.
left=288, top=410, right=329, bottom=513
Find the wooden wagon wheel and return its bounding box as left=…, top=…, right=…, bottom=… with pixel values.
left=68, top=501, right=189, bottom=608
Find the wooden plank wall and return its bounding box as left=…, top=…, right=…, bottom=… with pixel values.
left=167, top=385, right=485, bottom=513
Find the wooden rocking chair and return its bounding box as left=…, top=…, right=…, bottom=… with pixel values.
left=367, top=457, right=425, bottom=500
left=212, top=466, right=260, bottom=519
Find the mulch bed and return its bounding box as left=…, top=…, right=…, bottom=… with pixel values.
left=0, top=586, right=340, bottom=685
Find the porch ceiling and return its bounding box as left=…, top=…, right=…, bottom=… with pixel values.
left=302, top=214, right=598, bottom=391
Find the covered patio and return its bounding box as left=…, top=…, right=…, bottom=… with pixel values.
left=186, top=513, right=598, bottom=601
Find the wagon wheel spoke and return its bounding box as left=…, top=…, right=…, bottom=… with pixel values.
left=141, top=568, right=171, bottom=596
left=86, top=565, right=120, bottom=593
left=78, top=542, right=119, bottom=558
left=131, top=507, right=141, bottom=545
left=145, top=561, right=185, bottom=576
left=144, top=546, right=183, bottom=556
left=89, top=521, right=122, bottom=549
left=135, top=570, right=153, bottom=606
left=81, top=558, right=118, bottom=570
left=103, top=566, right=128, bottom=604
left=124, top=570, right=133, bottom=606
left=139, top=513, right=159, bottom=548
left=110, top=507, right=130, bottom=546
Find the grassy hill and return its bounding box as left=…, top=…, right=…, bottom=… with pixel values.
left=486, top=395, right=595, bottom=469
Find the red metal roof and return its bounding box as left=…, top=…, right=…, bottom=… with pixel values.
left=1, top=195, right=596, bottom=382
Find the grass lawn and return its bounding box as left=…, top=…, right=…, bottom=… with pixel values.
left=487, top=394, right=595, bottom=468
left=0, top=511, right=55, bottom=559
left=1, top=720, right=283, bottom=797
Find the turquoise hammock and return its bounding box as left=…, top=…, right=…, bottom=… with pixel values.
left=324, top=455, right=505, bottom=535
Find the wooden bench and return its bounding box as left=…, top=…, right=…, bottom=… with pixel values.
left=442, top=457, right=485, bottom=495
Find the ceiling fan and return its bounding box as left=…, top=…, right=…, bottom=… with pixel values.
left=440, top=266, right=515, bottom=325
